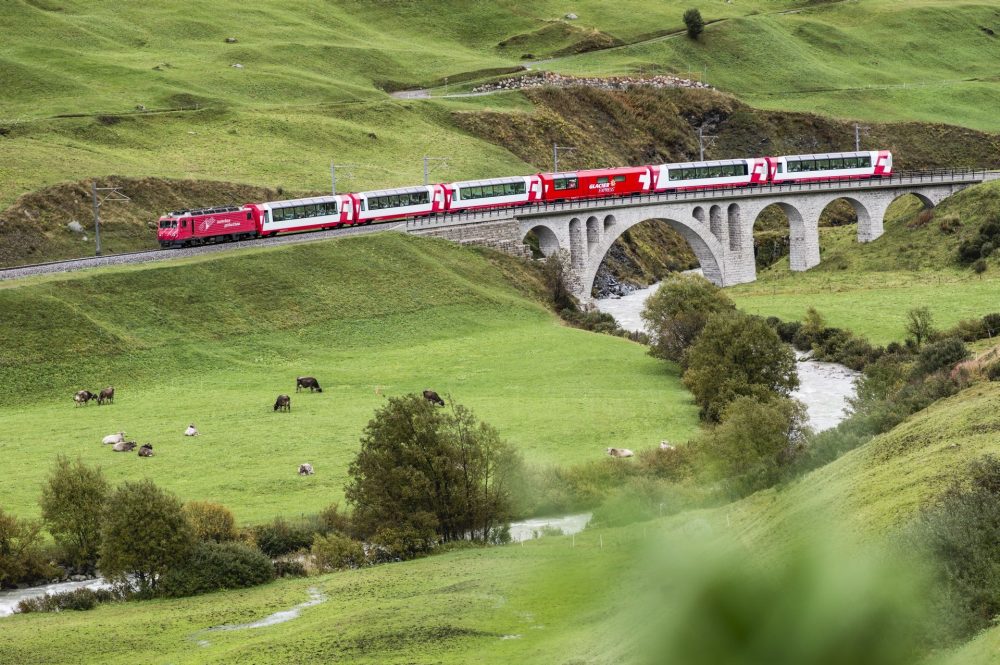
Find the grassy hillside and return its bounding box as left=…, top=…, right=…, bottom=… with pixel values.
left=0, top=233, right=699, bottom=523
left=730, top=181, right=1000, bottom=344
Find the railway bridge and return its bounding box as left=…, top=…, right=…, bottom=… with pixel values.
left=407, top=170, right=999, bottom=301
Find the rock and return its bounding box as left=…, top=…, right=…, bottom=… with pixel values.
left=82, top=235, right=88, bottom=241
left=224, top=37, right=238, bottom=43
left=67, top=220, right=84, bottom=233
left=69, top=574, right=88, bottom=582
left=231, top=63, right=244, bottom=69
left=565, top=13, right=578, bottom=20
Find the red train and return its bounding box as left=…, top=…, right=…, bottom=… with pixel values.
left=158, top=150, right=892, bottom=248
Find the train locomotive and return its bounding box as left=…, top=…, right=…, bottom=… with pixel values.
left=157, top=150, right=892, bottom=248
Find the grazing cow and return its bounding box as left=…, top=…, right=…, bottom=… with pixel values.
left=74, top=390, right=97, bottom=406
left=298, top=463, right=314, bottom=476
left=184, top=424, right=199, bottom=437
left=138, top=444, right=154, bottom=457
left=422, top=389, right=445, bottom=407
left=97, top=386, right=115, bottom=405
left=659, top=440, right=676, bottom=451
left=112, top=440, right=137, bottom=452
left=102, top=431, right=127, bottom=445
left=274, top=394, right=291, bottom=412
left=296, top=376, right=323, bottom=393
left=606, top=447, right=634, bottom=458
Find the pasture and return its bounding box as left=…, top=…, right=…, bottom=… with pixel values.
left=0, top=233, right=699, bottom=522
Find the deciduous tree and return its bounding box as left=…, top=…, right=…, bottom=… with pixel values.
left=641, top=274, right=735, bottom=363
left=39, top=456, right=109, bottom=573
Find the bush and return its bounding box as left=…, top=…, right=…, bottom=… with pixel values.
left=986, top=361, right=1000, bottom=382
left=973, top=259, right=988, bottom=276
left=183, top=501, right=238, bottom=543
left=158, top=541, right=274, bottom=598
left=983, top=313, right=1000, bottom=338
left=273, top=559, right=308, bottom=578
left=641, top=275, right=736, bottom=363
left=16, top=587, right=122, bottom=614
left=0, top=507, right=56, bottom=587
left=39, top=456, right=109, bottom=574
left=251, top=518, right=316, bottom=558
left=937, top=213, right=960, bottom=234
left=318, top=503, right=353, bottom=537
left=312, top=533, right=366, bottom=572
left=911, top=337, right=969, bottom=378
left=683, top=8, right=705, bottom=39
left=945, top=318, right=987, bottom=342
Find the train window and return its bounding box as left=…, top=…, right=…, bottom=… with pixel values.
left=171, top=220, right=177, bottom=228
left=554, top=177, right=577, bottom=190
left=668, top=170, right=680, bottom=181
left=615, top=175, right=626, bottom=183
left=777, top=163, right=784, bottom=173
left=831, top=158, right=844, bottom=169
left=709, top=167, right=721, bottom=177
left=860, top=155, right=871, bottom=167
left=597, top=177, right=609, bottom=184
left=817, top=159, right=830, bottom=170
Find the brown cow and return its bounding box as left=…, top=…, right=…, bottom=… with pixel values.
left=97, top=386, right=115, bottom=405
left=274, top=394, right=291, bottom=412
left=74, top=390, right=97, bottom=406
left=296, top=377, right=323, bottom=393
left=138, top=444, right=154, bottom=457
left=112, top=440, right=137, bottom=452
left=422, top=389, right=445, bottom=407
left=298, top=463, right=314, bottom=476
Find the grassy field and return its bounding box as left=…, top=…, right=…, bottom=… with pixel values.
left=0, top=233, right=699, bottom=523
left=729, top=181, right=1000, bottom=344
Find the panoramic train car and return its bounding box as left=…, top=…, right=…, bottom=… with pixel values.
left=652, top=158, right=769, bottom=192
left=246, top=195, right=352, bottom=237
left=768, top=150, right=892, bottom=184
left=538, top=166, right=653, bottom=202
left=157, top=205, right=257, bottom=248
left=352, top=185, right=446, bottom=224
left=444, top=175, right=542, bottom=212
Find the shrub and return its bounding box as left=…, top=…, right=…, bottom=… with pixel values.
left=251, top=518, right=315, bottom=558
left=0, top=508, right=56, bottom=587
left=273, top=559, right=308, bottom=578
left=973, top=259, right=988, bottom=276
left=911, top=337, right=969, bottom=378
left=318, top=503, right=353, bottom=537
left=986, top=361, right=1000, bottom=382
left=983, top=313, right=1000, bottom=337
left=158, top=541, right=274, bottom=598
left=312, top=533, right=366, bottom=572
left=945, top=318, right=987, bottom=342
left=16, top=587, right=122, bottom=614
left=905, top=307, right=936, bottom=348
left=641, top=275, right=735, bottom=363
left=39, top=456, right=109, bottom=574
left=683, top=8, right=705, bottom=39
left=980, top=242, right=995, bottom=258
left=183, top=501, right=238, bottom=543
left=937, top=213, right=960, bottom=234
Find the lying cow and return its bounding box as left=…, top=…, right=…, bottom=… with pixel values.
left=659, top=440, right=676, bottom=451
left=274, top=394, right=291, bottom=412
left=184, top=424, right=199, bottom=437
left=112, top=440, right=137, bottom=452
left=138, top=444, right=154, bottom=457
left=97, top=386, right=115, bottom=405
left=296, top=376, right=323, bottom=393
left=298, top=463, right=314, bottom=476
left=606, top=447, right=634, bottom=458
left=422, top=389, right=445, bottom=407
left=102, top=431, right=127, bottom=445
left=74, top=390, right=97, bottom=406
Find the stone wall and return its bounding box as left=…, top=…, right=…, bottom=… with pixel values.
left=408, top=219, right=531, bottom=259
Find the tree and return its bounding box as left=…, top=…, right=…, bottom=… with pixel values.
left=39, top=456, right=109, bottom=573
left=183, top=501, right=238, bottom=543
left=541, top=249, right=577, bottom=312
left=99, top=480, right=195, bottom=595
left=346, top=395, right=523, bottom=558
left=905, top=306, right=936, bottom=348
left=0, top=507, right=49, bottom=586
left=683, top=8, right=705, bottom=40
left=641, top=275, right=735, bottom=363
left=683, top=312, right=799, bottom=422
left=702, top=396, right=810, bottom=497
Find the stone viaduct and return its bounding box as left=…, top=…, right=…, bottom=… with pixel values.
left=407, top=170, right=997, bottom=301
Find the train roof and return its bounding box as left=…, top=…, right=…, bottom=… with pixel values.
left=661, top=159, right=751, bottom=169
left=261, top=195, right=341, bottom=208
left=449, top=176, right=529, bottom=187
left=542, top=166, right=649, bottom=178
left=357, top=185, right=433, bottom=197
left=164, top=205, right=242, bottom=217
left=778, top=151, right=878, bottom=160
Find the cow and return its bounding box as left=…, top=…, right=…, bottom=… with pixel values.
left=112, top=440, right=137, bottom=452
left=274, top=394, right=291, bottom=412
left=422, top=389, right=445, bottom=407
left=606, top=447, right=634, bottom=458
left=296, top=377, right=322, bottom=393
left=102, top=431, right=127, bottom=445
left=659, top=440, right=676, bottom=451
left=74, top=390, right=97, bottom=406
left=184, top=424, right=199, bottom=437
left=97, top=386, right=115, bottom=405
left=298, top=463, right=314, bottom=476
left=138, top=444, right=154, bottom=457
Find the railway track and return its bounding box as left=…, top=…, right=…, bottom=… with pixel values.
left=0, top=222, right=406, bottom=282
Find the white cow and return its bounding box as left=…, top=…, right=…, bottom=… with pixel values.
left=102, top=431, right=126, bottom=445
left=298, top=463, right=315, bottom=476
left=659, top=440, right=676, bottom=451
left=184, top=424, right=199, bottom=437
left=606, top=447, right=634, bottom=458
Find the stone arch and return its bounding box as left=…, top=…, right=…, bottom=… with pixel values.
left=586, top=216, right=600, bottom=254
left=569, top=217, right=584, bottom=271
left=525, top=224, right=560, bottom=257
left=817, top=196, right=871, bottom=237
left=603, top=214, right=615, bottom=232
left=709, top=205, right=727, bottom=248
left=727, top=203, right=741, bottom=252
left=693, top=206, right=706, bottom=223
left=579, top=214, right=726, bottom=300
left=753, top=202, right=819, bottom=272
